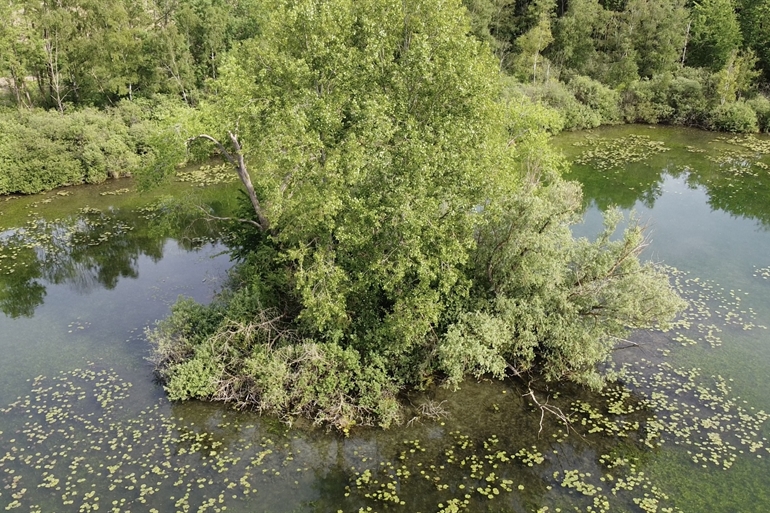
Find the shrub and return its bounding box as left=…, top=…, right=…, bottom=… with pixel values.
left=666, top=74, right=709, bottom=126
left=747, top=95, right=770, bottom=132
left=522, top=80, right=603, bottom=130
left=623, top=75, right=675, bottom=124
left=0, top=110, right=82, bottom=194
left=0, top=101, right=165, bottom=195
left=709, top=101, right=760, bottom=132
left=567, top=75, right=622, bottom=124
left=149, top=294, right=403, bottom=429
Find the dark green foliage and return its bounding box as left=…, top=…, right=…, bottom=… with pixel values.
left=709, top=101, right=759, bottom=132
left=0, top=0, right=264, bottom=110
left=738, top=0, right=770, bottom=81
left=623, top=0, right=688, bottom=78
left=459, top=0, right=770, bottom=133
left=687, top=0, right=742, bottom=71
left=621, top=72, right=710, bottom=126
left=0, top=98, right=187, bottom=195
left=150, top=282, right=403, bottom=428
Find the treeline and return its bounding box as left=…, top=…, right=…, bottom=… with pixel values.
left=0, top=0, right=262, bottom=110
left=2, top=0, right=769, bottom=123
left=1, top=0, right=768, bottom=195
left=465, top=0, right=770, bottom=132
left=0, top=0, right=262, bottom=194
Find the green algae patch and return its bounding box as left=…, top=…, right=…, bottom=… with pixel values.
left=176, top=163, right=237, bottom=188
left=573, top=135, right=670, bottom=170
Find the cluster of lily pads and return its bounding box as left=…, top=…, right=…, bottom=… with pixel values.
left=100, top=189, right=131, bottom=197
left=176, top=164, right=236, bottom=187
left=0, top=365, right=330, bottom=513
left=573, top=135, right=669, bottom=170
left=754, top=266, right=770, bottom=280
left=704, top=135, right=770, bottom=178
left=716, top=135, right=770, bottom=156
left=705, top=148, right=760, bottom=177
left=1, top=259, right=769, bottom=513
left=662, top=267, right=766, bottom=348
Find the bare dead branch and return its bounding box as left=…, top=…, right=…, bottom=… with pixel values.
left=524, top=387, right=572, bottom=437
left=191, top=133, right=270, bottom=232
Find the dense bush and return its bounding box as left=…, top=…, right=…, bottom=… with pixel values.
left=150, top=292, right=403, bottom=429
left=0, top=99, right=186, bottom=195
left=521, top=80, right=603, bottom=130
left=622, top=75, right=675, bottom=124
left=566, top=75, right=622, bottom=124
left=709, top=101, right=760, bottom=132
left=0, top=113, right=83, bottom=194
left=620, top=70, right=770, bottom=132
left=747, top=95, right=770, bottom=132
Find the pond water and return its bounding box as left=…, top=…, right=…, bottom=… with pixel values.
left=1, top=127, right=769, bottom=513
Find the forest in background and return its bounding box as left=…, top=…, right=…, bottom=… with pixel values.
left=1, top=0, right=769, bottom=119
left=1, top=0, right=770, bottom=194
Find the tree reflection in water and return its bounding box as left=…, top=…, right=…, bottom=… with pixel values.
left=0, top=206, right=224, bottom=318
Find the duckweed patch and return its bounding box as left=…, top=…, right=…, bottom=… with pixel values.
left=663, top=267, right=767, bottom=348
left=573, top=135, right=669, bottom=170
left=176, top=164, right=236, bottom=187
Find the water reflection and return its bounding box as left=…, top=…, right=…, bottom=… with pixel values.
left=0, top=207, right=224, bottom=318
left=566, top=131, right=770, bottom=228
left=2, top=132, right=770, bottom=512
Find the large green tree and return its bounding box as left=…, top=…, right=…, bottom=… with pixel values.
left=161, top=0, right=513, bottom=351
left=687, top=0, right=742, bottom=70
left=739, top=0, right=770, bottom=80
left=146, top=0, right=684, bottom=427
left=623, top=0, right=689, bottom=77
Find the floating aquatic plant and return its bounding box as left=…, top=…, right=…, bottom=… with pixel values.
left=753, top=266, right=770, bottom=280
left=176, top=164, right=236, bottom=188
left=573, top=135, right=669, bottom=170
left=99, top=189, right=131, bottom=197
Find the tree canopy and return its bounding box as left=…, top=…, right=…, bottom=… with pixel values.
left=145, top=0, right=684, bottom=428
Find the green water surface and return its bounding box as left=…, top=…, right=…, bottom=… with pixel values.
left=1, top=128, right=769, bottom=513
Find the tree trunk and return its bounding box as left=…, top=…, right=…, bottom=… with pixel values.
left=43, top=30, right=65, bottom=113
left=681, top=20, right=691, bottom=67
left=196, top=133, right=270, bottom=232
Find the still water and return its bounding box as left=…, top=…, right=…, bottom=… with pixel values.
left=1, top=127, right=769, bottom=512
